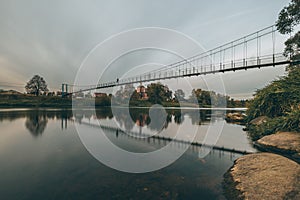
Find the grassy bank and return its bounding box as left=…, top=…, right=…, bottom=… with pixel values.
left=0, top=95, right=72, bottom=108
left=0, top=95, right=213, bottom=109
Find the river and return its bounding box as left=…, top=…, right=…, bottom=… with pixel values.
left=0, top=107, right=256, bottom=199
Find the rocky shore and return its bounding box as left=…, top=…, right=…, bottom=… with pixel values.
left=255, top=132, right=300, bottom=162
left=223, top=130, right=300, bottom=199
left=223, top=153, right=300, bottom=200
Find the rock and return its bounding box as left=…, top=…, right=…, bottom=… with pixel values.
left=223, top=153, right=300, bottom=200
left=225, top=112, right=245, bottom=123
left=249, top=116, right=268, bottom=126
left=255, top=132, right=300, bottom=162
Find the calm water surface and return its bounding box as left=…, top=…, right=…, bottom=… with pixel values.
left=0, top=108, right=256, bottom=200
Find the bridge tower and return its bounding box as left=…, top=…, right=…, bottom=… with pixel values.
left=61, top=83, right=68, bottom=97
left=61, top=84, right=64, bottom=97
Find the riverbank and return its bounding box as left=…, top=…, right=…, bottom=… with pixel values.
left=0, top=96, right=72, bottom=108
left=223, top=131, right=300, bottom=199
left=223, top=153, right=300, bottom=200
left=0, top=95, right=245, bottom=109
left=255, top=132, right=300, bottom=162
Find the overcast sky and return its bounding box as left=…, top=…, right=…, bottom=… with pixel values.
left=0, top=0, right=291, bottom=99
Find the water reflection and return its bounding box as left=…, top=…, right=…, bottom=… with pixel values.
left=0, top=109, right=73, bottom=136
left=0, top=108, right=252, bottom=156
left=0, top=108, right=255, bottom=200
left=0, top=109, right=73, bottom=122
left=25, top=111, right=48, bottom=137
left=103, top=108, right=214, bottom=132
left=0, top=108, right=216, bottom=136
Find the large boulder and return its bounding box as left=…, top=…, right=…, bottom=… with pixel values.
left=249, top=116, right=268, bottom=126
left=223, top=153, right=300, bottom=200
left=225, top=112, right=245, bottom=123
left=255, top=132, right=300, bottom=162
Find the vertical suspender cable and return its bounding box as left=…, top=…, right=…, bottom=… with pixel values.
left=213, top=53, right=216, bottom=72
left=246, top=40, right=248, bottom=67
left=231, top=42, right=234, bottom=68
left=243, top=37, right=246, bottom=67
left=257, top=32, right=259, bottom=65
left=272, top=26, right=276, bottom=65
left=210, top=50, right=212, bottom=72
left=223, top=47, right=226, bottom=70
left=220, top=47, right=222, bottom=70
left=233, top=43, right=235, bottom=68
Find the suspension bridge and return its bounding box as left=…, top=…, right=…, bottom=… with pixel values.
left=63, top=25, right=300, bottom=96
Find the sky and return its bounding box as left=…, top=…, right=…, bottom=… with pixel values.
left=0, top=0, right=292, bottom=99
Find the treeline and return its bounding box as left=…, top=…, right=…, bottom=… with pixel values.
left=0, top=83, right=247, bottom=108
left=0, top=94, right=72, bottom=108
left=111, top=82, right=247, bottom=108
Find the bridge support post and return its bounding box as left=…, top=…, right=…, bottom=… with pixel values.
left=61, top=84, right=68, bottom=98
left=61, top=84, right=64, bottom=98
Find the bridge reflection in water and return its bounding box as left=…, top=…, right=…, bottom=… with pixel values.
left=69, top=108, right=255, bottom=160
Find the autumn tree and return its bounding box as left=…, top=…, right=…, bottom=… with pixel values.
left=25, top=75, right=49, bottom=96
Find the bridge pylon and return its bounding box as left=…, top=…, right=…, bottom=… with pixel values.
left=61, top=83, right=68, bottom=98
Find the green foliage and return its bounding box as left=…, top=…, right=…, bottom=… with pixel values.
left=147, top=82, right=172, bottom=104
left=246, top=67, right=300, bottom=121
left=95, top=95, right=111, bottom=107
left=174, top=89, right=185, bottom=102
left=0, top=95, right=72, bottom=108
left=227, top=99, right=249, bottom=108
left=247, top=110, right=300, bottom=140
left=191, top=89, right=211, bottom=106
left=276, top=0, right=300, bottom=34
left=283, top=31, right=300, bottom=61
left=25, top=75, right=49, bottom=96
left=247, top=0, right=300, bottom=140
left=190, top=89, right=231, bottom=107
left=276, top=0, right=300, bottom=60
left=246, top=67, right=300, bottom=140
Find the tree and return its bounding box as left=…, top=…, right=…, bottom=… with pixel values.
left=246, top=68, right=300, bottom=120
left=147, top=82, right=172, bottom=104
left=25, top=75, right=48, bottom=96
left=113, top=84, right=136, bottom=104
left=191, top=89, right=211, bottom=106
left=244, top=1, right=300, bottom=139
left=276, top=0, right=300, bottom=60
left=174, top=89, right=185, bottom=101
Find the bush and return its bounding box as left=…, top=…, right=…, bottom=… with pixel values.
left=246, top=67, right=300, bottom=140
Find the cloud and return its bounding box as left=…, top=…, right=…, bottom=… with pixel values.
left=0, top=0, right=291, bottom=97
